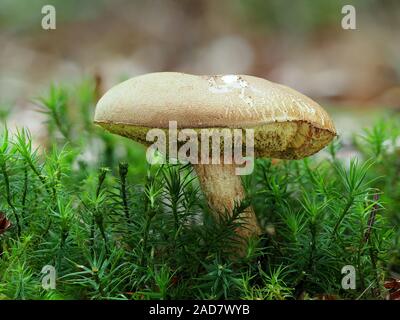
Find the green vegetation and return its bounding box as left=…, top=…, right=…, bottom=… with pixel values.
left=0, top=80, right=398, bottom=300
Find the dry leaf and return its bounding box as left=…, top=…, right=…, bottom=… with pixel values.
left=0, top=212, right=11, bottom=235
left=384, top=278, right=400, bottom=300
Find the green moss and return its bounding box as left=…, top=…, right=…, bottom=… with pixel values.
left=0, top=80, right=397, bottom=300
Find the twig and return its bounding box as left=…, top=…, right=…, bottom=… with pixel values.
left=364, top=194, right=379, bottom=243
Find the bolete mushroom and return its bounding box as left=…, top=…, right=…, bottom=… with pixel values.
left=94, top=72, right=336, bottom=244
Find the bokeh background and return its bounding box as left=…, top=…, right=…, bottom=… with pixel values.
left=1, top=0, right=400, bottom=146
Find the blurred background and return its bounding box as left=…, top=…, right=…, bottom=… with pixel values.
left=0, top=0, right=400, bottom=145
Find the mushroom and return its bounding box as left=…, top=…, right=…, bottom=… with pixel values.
left=94, top=72, right=336, bottom=245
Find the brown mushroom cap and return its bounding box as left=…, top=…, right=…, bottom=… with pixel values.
left=94, top=72, right=336, bottom=159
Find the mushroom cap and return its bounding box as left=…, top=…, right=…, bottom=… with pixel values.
left=94, top=72, right=336, bottom=159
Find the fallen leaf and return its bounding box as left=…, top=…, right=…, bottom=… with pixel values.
left=0, top=212, right=11, bottom=235
left=384, top=278, right=400, bottom=300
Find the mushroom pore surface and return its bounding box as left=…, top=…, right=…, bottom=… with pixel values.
left=95, top=121, right=335, bottom=159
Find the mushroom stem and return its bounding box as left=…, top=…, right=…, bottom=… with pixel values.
left=193, top=162, right=261, bottom=241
